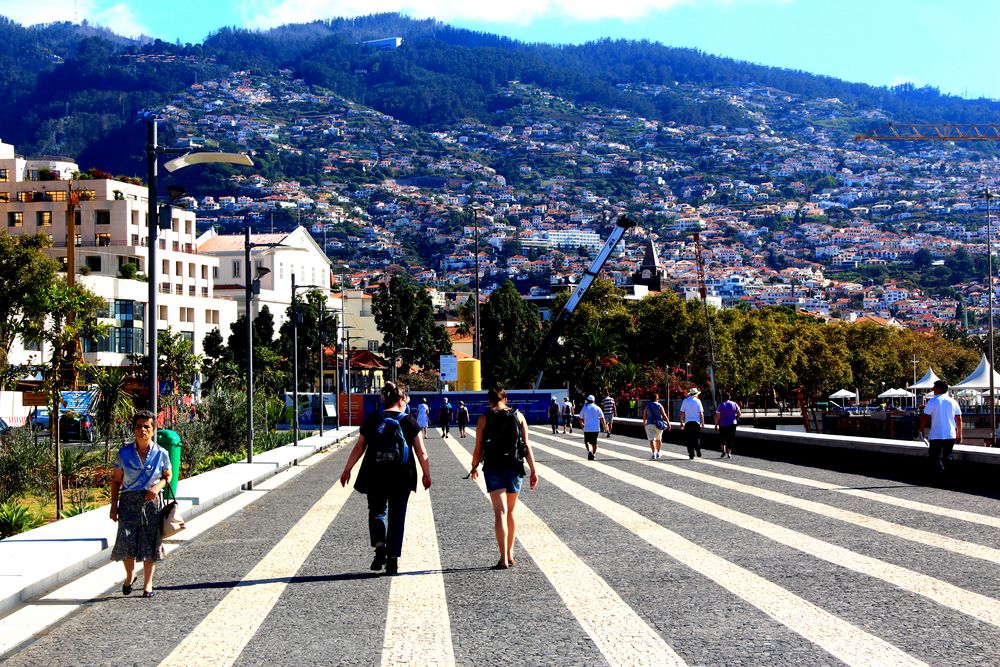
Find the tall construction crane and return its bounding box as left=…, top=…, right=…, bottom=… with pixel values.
left=855, top=123, right=1000, bottom=438
left=516, top=214, right=636, bottom=389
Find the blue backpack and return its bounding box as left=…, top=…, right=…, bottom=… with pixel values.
left=371, top=411, right=410, bottom=467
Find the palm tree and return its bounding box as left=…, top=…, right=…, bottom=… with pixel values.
left=568, top=323, right=624, bottom=393
left=89, top=365, right=136, bottom=463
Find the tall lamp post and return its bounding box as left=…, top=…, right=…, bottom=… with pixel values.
left=985, top=189, right=996, bottom=438
left=291, top=274, right=324, bottom=445
left=339, top=266, right=350, bottom=428
left=146, top=118, right=253, bottom=418
left=243, top=228, right=299, bottom=487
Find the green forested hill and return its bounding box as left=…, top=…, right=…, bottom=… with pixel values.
left=1, top=12, right=998, bottom=178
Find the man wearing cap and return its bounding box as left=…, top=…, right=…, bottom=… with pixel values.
left=580, top=395, right=607, bottom=461
left=680, top=387, right=704, bottom=459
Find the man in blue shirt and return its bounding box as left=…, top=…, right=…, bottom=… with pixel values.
left=580, top=395, right=607, bottom=461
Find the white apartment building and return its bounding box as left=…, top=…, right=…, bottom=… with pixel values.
left=198, top=226, right=334, bottom=331
left=0, top=139, right=237, bottom=368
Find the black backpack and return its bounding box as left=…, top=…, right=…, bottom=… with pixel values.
left=482, top=408, right=525, bottom=469
left=370, top=411, right=410, bottom=467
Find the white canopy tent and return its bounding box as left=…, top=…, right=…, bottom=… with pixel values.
left=909, top=367, right=941, bottom=390
left=829, top=389, right=858, bottom=400
left=952, top=354, right=1000, bottom=391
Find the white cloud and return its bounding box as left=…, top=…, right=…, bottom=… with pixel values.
left=237, top=0, right=789, bottom=29
left=0, top=0, right=151, bottom=36
left=90, top=3, right=151, bottom=37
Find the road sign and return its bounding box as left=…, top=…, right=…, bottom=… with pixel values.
left=439, top=355, right=458, bottom=382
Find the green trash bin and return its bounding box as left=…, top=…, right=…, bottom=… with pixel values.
left=157, top=429, right=181, bottom=496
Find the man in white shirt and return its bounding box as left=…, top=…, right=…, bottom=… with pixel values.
left=919, top=379, right=962, bottom=473
left=580, top=395, right=607, bottom=461
left=679, top=387, right=705, bottom=459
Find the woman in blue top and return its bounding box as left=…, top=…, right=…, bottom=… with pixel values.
left=110, top=410, right=173, bottom=598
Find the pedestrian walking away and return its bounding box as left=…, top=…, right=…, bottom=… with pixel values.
left=456, top=400, right=470, bottom=438
left=601, top=390, right=617, bottom=437
left=561, top=396, right=575, bottom=434
left=415, top=397, right=430, bottom=437
left=469, top=384, right=537, bottom=569
left=439, top=397, right=453, bottom=437
left=919, top=379, right=962, bottom=475
left=547, top=397, right=560, bottom=434
left=715, top=392, right=741, bottom=459
left=580, top=395, right=607, bottom=460
left=680, top=387, right=705, bottom=459
left=642, top=392, right=669, bottom=459
left=109, top=410, right=177, bottom=598
left=340, top=382, right=432, bottom=575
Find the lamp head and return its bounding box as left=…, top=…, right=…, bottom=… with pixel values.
left=254, top=266, right=271, bottom=280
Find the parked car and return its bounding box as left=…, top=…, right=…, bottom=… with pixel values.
left=59, top=412, right=95, bottom=443
left=0, top=416, right=10, bottom=437
left=28, top=407, right=51, bottom=431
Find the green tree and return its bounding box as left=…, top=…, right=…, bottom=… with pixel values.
left=89, top=365, right=136, bottom=463
left=277, top=290, right=338, bottom=392
left=0, top=233, right=60, bottom=384
left=479, top=281, right=542, bottom=387
left=157, top=328, right=201, bottom=428
left=372, top=274, right=452, bottom=371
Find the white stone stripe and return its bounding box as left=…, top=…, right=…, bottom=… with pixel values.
left=442, top=435, right=686, bottom=667
left=537, top=430, right=1000, bottom=566
left=521, top=440, right=926, bottom=667
left=159, top=477, right=351, bottom=667
left=532, top=436, right=1000, bottom=630
left=548, top=426, right=1000, bottom=530
left=381, top=482, right=455, bottom=666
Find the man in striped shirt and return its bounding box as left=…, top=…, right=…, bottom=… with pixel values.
left=601, top=391, right=616, bottom=437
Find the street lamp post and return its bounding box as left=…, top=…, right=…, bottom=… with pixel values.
left=146, top=118, right=253, bottom=418
left=343, top=327, right=355, bottom=428
left=471, top=205, right=482, bottom=360
left=986, top=189, right=996, bottom=438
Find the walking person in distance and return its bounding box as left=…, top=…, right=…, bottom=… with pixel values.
left=601, top=389, right=617, bottom=437
left=561, top=396, right=575, bottom=434
left=580, top=394, right=607, bottom=460
left=456, top=400, right=470, bottom=438
left=643, top=392, right=669, bottom=459
left=340, top=382, right=432, bottom=575
left=918, top=379, right=962, bottom=475
left=548, top=397, right=560, bottom=434
left=715, top=392, right=741, bottom=459
left=439, top=397, right=453, bottom=438
left=415, top=397, right=430, bottom=438
left=109, top=410, right=175, bottom=598
left=680, top=387, right=705, bottom=459
left=469, top=384, right=538, bottom=569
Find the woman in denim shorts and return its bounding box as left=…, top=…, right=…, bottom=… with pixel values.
left=469, top=385, right=538, bottom=569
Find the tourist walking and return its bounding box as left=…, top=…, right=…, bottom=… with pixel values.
left=601, top=390, right=617, bottom=437
left=109, top=410, right=176, bottom=598
left=340, top=382, right=432, bottom=575
left=715, top=392, right=741, bottom=458
left=469, top=384, right=537, bottom=569
left=548, top=397, right=560, bottom=434
left=439, top=398, right=453, bottom=437
left=580, top=395, right=607, bottom=460
left=561, top=396, right=575, bottom=434
left=643, top=393, right=669, bottom=459
left=680, top=387, right=705, bottom=459
left=415, top=397, right=430, bottom=437
left=456, top=400, right=470, bottom=438
left=918, top=379, right=962, bottom=474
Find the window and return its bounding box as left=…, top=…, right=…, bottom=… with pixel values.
left=8, top=212, right=22, bottom=228
left=84, top=256, right=102, bottom=272
left=0, top=168, right=8, bottom=182
left=15, top=191, right=31, bottom=203
left=189, top=264, right=196, bottom=278
left=368, top=340, right=380, bottom=352
left=175, top=261, right=182, bottom=276
left=201, top=265, right=208, bottom=280
left=83, top=336, right=111, bottom=353
left=232, top=261, right=241, bottom=278
left=114, top=327, right=143, bottom=354
left=96, top=233, right=112, bottom=246
left=46, top=191, right=67, bottom=202
left=0, top=193, right=8, bottom=203
left=114, top=300, right=135, bottom=320
left=74, top=234, right=82, bottom=247
left=22, top=337, right=41, bottom=352
left=162, top=259, right=170, bottom=275
left=95, top=210, right=111, bottom=225
left=36, top=211, right=51, bottom=227
left=212, top=266, right=219, bottom=279
left=158, top=305, right=168, bottom=321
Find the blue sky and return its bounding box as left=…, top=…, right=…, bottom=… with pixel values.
left=2, top=0, right=998, bottom=100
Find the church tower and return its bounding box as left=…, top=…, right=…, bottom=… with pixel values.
left=632, top=236, right=666, bottom=292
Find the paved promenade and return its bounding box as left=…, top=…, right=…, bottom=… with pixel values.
left=3, top=425, right=1000, bottom=666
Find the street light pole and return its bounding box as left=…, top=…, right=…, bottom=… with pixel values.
left=244, top=227, right=255, bottom=476
left=987, top=189, right=996, bottom=438
left=318, top=305, right=325, bottom=437
left=146, top=121, right=160, bottom=417
left=473, top=206, right=481, bottom=360
left=292, top=272, right=299, bottom=447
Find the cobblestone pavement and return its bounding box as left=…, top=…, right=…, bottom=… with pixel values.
left=4, top=425, right=1000, bottom=666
